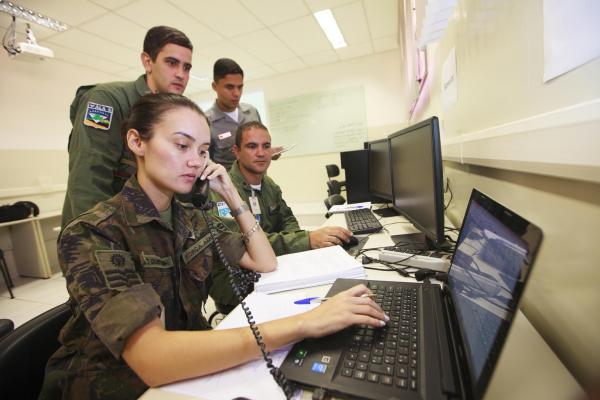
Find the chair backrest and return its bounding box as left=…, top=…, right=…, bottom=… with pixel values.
left=0, top=303, right=71, bottom=400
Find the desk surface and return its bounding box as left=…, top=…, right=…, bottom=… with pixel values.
left=142, top=212, right=581, bottom=400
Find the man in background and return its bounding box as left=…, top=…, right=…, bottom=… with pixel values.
left=209, top=121, right=353, bottom=313
left=206, top=58, right=282, bottom=170
left=61, top=26, right=193, bottom=229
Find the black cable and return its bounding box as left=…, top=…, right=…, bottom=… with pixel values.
left=201, top=207, right=294, bottom=399
left=444, top=234, right=457, bottom=245
left=361, top=253, right=414, bottom=277
left=3, top=16, right=20, bottom=56
left=444, top=178, right=453, bottom=210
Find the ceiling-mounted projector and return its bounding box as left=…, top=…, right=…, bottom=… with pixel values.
left=16, top=42, right=54, bottom=60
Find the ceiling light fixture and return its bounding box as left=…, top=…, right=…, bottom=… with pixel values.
left=0, top=0, right=69, bottom=32
left=314, top=9, right=347, bottom=49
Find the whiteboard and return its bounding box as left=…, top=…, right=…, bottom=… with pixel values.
left=267, top=86, right=368, bottom=156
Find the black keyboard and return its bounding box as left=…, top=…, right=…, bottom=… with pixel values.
left=339, top=283, right=420, bottom=391
left=344, top=209, right=383, bottom=235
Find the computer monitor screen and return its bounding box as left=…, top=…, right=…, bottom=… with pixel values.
left=389, top=116, right=445, bottom=249
left=447, top=189, right=542, bottom=399
left=367, top=139, right=393, bottom=201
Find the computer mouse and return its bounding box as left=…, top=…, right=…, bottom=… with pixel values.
left=342, top=236, right=359, bottom=250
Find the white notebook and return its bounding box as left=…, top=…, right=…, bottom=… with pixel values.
left=254, top=246, right=366, bottom=294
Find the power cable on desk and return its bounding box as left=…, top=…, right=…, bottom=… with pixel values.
left=361, top=253, right=414, bottom=278
left=381, top=221, right=413, bottom=228
left=444, top=235, right=457, bottom=247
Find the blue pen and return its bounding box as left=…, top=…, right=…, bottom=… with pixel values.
left=293, top=297, right=329, bottom=305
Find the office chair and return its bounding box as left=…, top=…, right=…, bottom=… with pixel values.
left=0, top=319, right=13, bottom=340
left=323, top=164, right=347, bottom=216
left=325, top=164, right=346, bottom=196
left=0, top=302, right=71, bottom=400
left=324, top=194, right=346, bottom=210
left=323, top=194, right=346, bottom=218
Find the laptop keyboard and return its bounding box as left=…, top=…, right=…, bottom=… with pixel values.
left=344, top=209, right=383, bottom=235
left=339, top=283, right=419, bottom=391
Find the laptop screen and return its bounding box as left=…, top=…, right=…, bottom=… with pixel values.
left=447, top=189, right=543, bottom=399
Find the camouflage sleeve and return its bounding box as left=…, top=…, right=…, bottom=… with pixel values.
left=205, top=213, right=247, bottom=308
left=210, top=215, right=246, bottom=267
left=63, top=89, right=125, bottom=226
left=59, top=222, right=162, bottom=359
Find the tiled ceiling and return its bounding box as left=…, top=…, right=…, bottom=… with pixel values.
left=0, top=0, right=399, bottom=93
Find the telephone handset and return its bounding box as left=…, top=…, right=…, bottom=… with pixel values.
left=193, top=177, right=293, bottom=398
left=191, top=178, right=211, bottom=210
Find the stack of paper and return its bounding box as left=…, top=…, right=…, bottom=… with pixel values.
left=255, top=245, right=366, bottom=294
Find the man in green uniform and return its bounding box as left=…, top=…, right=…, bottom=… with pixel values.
left=209, top=121, right=353, bottom=312
left=60, top=26, right=193, bottom=229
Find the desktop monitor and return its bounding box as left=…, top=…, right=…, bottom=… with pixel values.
left=367, top=138, right=393, bottom=202
left=389, top=116, right=445, bottom=249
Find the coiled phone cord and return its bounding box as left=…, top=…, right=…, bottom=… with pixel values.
left=201, top=209, right=295, bottom=399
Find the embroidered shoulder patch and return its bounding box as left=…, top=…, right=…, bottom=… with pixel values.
left=95, top=250, right=142, bottom=291
left=182, top=233, right=213, bottom=264
left=83, top=101, right=113, bottom=130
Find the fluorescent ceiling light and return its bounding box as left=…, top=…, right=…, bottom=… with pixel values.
left=314, top=9, right=347, bottom=49
left=0, top=0, right=69, bottom=32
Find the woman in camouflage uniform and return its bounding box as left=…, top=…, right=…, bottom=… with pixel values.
left=40, top=93, right=387, bottom=400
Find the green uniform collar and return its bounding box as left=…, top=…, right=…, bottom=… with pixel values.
left=229, top=160, right=263, bottom=193
left=136, top=74, right=153, bottom=97
left=120, top=176, right=193, bottom=238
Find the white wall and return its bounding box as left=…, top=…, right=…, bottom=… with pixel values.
left=0, top=49, right=119, bottom=151
left=409, top=0, right=600, bottom=389
left=0, top=46, right=120, bottom=211
left=1, top=49, right=408, bottom=214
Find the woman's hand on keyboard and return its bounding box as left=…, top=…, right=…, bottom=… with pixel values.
left=300, top=284, right=389, bottom=338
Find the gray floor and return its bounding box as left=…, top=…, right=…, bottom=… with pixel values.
left=0, top=273, right=69, bottom=328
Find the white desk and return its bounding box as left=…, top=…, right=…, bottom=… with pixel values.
left=142, top=213, right=581, bottom=400
left=0, top=210, right=61, bottom=278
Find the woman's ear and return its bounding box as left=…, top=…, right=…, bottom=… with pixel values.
left=127, top=129, right=145, bottom=157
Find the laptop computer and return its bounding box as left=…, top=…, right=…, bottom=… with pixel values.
left=280, top=188, right=543, bottom=400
